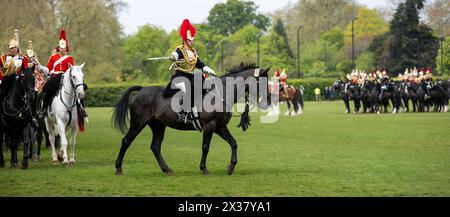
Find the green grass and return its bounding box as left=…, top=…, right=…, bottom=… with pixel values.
left=0, top=102, right=449, bottom=196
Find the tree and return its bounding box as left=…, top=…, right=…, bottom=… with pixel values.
left=123, top=25, right=169, bottom=81
left=343, top=7, right=389, bottom=59
left=380, top=0, right=439, bottom=74
left=425, top=0, right=450, bottom=37
left=207, top=0, right=270, bottom=36
left=436, top=36, right=450, bottom=75
left=273, top=18, right=293, bottom=58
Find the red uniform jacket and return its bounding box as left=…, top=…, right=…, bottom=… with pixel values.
left=47, top=54, right=74, bottom=75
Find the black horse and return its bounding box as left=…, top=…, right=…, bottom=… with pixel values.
left=113, top=64, right=271, bottom=176
left=0, top=68, right=35, bottom=169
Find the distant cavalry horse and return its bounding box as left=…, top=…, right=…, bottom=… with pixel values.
left=113, top=64, right=272, bottom=176
left=43, top=63, right=85, bottom=165
left=268, top=82, right=303, bottom=116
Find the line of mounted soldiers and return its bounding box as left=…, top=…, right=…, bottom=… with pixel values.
left=333, top=67, right=449, bottom=114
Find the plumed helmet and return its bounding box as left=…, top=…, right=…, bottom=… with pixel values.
left=179, top=19, right=196, bottom=41
left=58, top=29, right=69, bottom=52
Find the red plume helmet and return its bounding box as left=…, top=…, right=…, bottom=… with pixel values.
left=58, top=29, right=69, bottom=52
left=179, top=19, right=196, bottom=41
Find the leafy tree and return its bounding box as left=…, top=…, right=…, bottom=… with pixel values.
left=436, top=36, right=450, bottom=75
left=343, top=7, right=389, bottom=59
left=273, top=18, right=293, bottom=58
left=207, top=0, right=270, bottom=36
left=382, top=0, right=439, bottom=74
left=123, top=25, right=169, bottom=81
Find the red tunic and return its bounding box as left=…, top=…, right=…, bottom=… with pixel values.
left=0, top=54, right=29, bottom=81
left=47, top=54, right=74, bottom=74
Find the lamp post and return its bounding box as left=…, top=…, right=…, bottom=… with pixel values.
left=206, top=42, right=213, bottom=65
left=221, top=41, right=225, bottom=72
left=351, top=17, right=357, bottom=70
left=324, top=41, right=327, bottom=73
left=257, top=34, right=262, bottom=66
left=440, top=36, right=444, bottom=75
left=297, top=25, right=303, bottom=78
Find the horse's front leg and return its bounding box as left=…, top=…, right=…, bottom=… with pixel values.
left=56, top=119, right=69, bottom=165
left=199, top=131, right=213, bottom=175
left=45, top=119, right=58, bottom=164
left=69, top=122, right=77, bottom=165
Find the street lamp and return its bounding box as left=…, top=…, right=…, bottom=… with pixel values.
left=206, top=42, right=213, bottom=65
left=440, top=36, right=444, bottom=75
left=297, top=25, right=303, bottom=78
left=257, top=34, right=262, bottom=66
left=351, top=17, right=358, bottom=70
left=324, top=41, right=327, bottom=73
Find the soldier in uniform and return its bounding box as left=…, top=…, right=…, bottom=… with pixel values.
left=39, top=29, right=87, bottom=118
left=163, top=19, right=216, bottom=123
left=280, top=68, right=287, bottom=95
left=0, top=29, right=29, bottom=92
left=379, top=69, right=390, bottom=101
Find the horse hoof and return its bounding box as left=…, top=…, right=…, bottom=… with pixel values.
left=37, top=155, right=41, bottom=161
left=69, top=160, right=76, bottom=165
left=52, top=160, right=59, bottom=165
left=227, top=165, right=235, bottom=175
left=10, top=164, right=19, bottom=169
left=202, top=169, right=210, bottom=176
left=115, top=168, right=123, bottom=176
left=62, top=161, right=69, bottom=166
left=165, top=171, right=175, bottom=176
left=20, top=164, right=28, bottom=170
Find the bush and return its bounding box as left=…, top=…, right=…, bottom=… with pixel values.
left=84, top=82, right=163, bottom=107
left=85, top=78, right=340, bottom=107
left=288, top=78, right=337, bottom=101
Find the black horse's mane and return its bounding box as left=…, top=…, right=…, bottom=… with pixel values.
left=225, top=63, right=259, bottom=76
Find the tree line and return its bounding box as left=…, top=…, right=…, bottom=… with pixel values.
left=0, top=0, right=448, bottom=84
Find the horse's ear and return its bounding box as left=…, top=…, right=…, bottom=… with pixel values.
left=80, top=62, right=86, bottom=70
left=263, top=67, right=271, bottom=76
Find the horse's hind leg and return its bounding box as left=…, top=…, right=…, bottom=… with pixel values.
left=0, top=130, right=4, bottom=168
left=21, top=125, right=32, bottom=169
left=115, top=119, right=146, bottom=176
left=284, top=101, right=291, bottom=116
left=149, top=121, right=173, bottom=175
left=214, top=126, right=238, bottom=175
left=199, top=130, right=214, bottom=176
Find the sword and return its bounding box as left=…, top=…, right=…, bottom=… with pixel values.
left=145, top=56, right=171, bottom=61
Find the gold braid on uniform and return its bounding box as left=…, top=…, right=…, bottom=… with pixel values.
left=174, top=45, right=197, bottom=73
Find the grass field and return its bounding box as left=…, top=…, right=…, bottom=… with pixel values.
left=0, top=101, right=449, bottom=196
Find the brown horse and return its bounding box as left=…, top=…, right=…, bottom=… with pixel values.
left=268, top=82, right=303, bottom=116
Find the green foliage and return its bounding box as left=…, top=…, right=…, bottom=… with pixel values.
left=288, top=78, right=337, bottom=101
left=381, top=0, right=439, bottom=74
left=355, top=51, right=376, bottom=71
left=207, top=0, right=270, bottom=36
left=436, top=36, right=450, bottom=76
left=122, top=25, right=170, bottom=82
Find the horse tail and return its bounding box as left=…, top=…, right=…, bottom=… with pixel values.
left=112, top=86, right=142, bottom=134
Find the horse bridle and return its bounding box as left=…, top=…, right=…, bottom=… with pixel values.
left=60, top=68, right=84, bottom=112
left=2, top=73, right=34, bottom=118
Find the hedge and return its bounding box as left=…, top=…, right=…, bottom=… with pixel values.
left=84, top=78, right=341, bottom=107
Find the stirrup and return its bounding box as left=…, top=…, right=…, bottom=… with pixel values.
left=177, top=111, right=192, bottom=124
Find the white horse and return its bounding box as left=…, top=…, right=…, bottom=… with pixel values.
left=44, top=63, right=85, bottom=165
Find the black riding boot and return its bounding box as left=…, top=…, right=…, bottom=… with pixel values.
left=38, top=93, right=49, bottom=119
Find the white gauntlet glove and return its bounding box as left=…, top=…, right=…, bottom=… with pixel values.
left=170, top=52, right=179, bottom=62
left=203, top=66, right=216, bottom=75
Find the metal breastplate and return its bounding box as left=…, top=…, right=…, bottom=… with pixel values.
left=2, top=55, right=23, bottom=76
left=174, top=46, right=197, bottom=73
